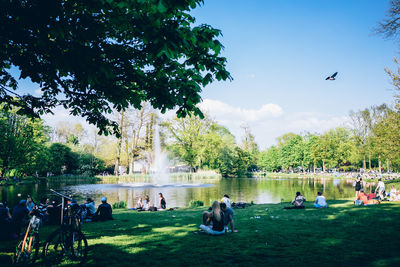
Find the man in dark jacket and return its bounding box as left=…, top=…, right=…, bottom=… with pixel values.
left=93, top=197, right=113, bottom=221
left=12, top=200, right=29, bottom=236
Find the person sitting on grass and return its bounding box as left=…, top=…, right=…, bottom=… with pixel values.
left=158, top=193, right=166, bottom=210
left=85, top=198, right=95, bottom=219
left=136, top=197, right=143, bottom=210
left=284, top=192, right=306, bottom=209
left=220, top=202, right=237, bottom=232
left=26, top=196, right=34, bottom=212
left=200, top=201, right=225, bottom=235
left=313, top=192, right=328, bottom=208
left=143, top=195, right=151, bottom=210
left=12, top=200, right=29, bottom=236
left=38, top=197, right=50, bottom=223
left=0, top=202, right=12, bottom=240
left=389, top=185, right=397, bottom=201
left=221, top=194, right=231, bottom=208
left=376, top=179, right=385, bottom=200
left=367, top=190, right=377, bottom=200
left=93, top=197, right=113, bottom=221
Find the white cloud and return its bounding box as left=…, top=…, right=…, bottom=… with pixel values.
left=199, top=99, right=283, bottom=122
left=34, top=89, right=42, bottom=96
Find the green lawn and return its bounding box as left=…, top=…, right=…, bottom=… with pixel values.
left=1, top=200, right=400, bottom=266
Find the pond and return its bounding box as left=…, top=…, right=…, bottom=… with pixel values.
left=0, top=176, right=365, bottom=209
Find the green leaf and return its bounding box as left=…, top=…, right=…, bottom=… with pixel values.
left=157, top=0, right=167, bottom=13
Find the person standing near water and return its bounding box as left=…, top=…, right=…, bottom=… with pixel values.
left=354, top=177, right=362, bottom=199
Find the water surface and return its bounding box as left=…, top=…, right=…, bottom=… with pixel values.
left=0, top=177, right=362, bottom=208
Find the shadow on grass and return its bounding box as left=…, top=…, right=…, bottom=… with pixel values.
left=1, top=201, right=400, bottom=266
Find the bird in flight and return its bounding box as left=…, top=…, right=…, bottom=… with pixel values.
left=325, top=72, right=338, bottom=80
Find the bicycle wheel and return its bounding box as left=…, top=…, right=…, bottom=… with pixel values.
left=13, top=233, right=40, bottom=265
left=42, top=229, right=65, bottom=265
left=70, top=230, right=88, bottom=263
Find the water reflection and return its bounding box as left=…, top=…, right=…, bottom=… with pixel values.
left=1, top=177, right=356, bottom=208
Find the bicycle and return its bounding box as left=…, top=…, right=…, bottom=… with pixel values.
left=13, top=203, right=43, bottom=265
left=42, top=189, right=88, bottom=265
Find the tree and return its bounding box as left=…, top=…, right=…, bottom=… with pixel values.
left=240, top=125, right=259, bottom=171
left=377, top=0, right=400, bottom=42
left=0, top=0, right=231, bottom=135
left=258, top=146, right=280, bottom=172
left=48, top=143, right=79, bottom=175
left=371, top=109, right=400, bottom=172
left=279, top=134, right=303, bottom=171
left=0, top=105, right=50, bottom=176
left=165, top=114, right=211, bottom=171
left=349, top=109, right=371, bottom=169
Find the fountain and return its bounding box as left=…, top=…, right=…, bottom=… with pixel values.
left=150, top=124, right=170, bottom=184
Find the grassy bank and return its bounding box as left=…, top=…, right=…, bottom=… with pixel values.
left=1, top=200, right=400, bottom=266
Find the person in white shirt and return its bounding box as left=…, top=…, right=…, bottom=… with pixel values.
left=221, top=194, right=231, bottom=208
left=313, top=192, right=328, bottom=208
left=376, top=179, right=385, bottom=200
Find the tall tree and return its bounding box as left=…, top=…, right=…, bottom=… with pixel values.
left=349, top=109, right=371, bottom=169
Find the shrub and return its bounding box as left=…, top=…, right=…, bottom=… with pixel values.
left=189, top=200, right=204, bottom=208
left=112, top=201, right=127, bottom=209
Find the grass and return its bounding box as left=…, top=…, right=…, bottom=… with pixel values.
left=1, top=200, right=400, bottom=266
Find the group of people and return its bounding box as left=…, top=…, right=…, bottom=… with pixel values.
left=0, top=195, right=113, bottom=240
left=283, top=191, right=328, bottom=209
left=136, top=193, right=166, bottom=211
left=199, top=194, right=237, bottom=235
left=354, top=177, right=400, bottom=204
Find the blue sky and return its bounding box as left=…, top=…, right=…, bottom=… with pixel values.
left=188, top=0, right=399, bottom=148
left=13, top=0, right=399, bottom=149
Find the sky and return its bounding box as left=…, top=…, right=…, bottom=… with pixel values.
left=190, top=0, right=398, bottom=148
left=14, top=0, right=400, bottom=149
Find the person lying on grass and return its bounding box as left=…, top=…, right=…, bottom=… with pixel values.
left=284, top=192, right=306, bottom=209
left=313, top=192, right=328, bottom=208
left=200, top=201, right=225, bottom=235
left=367, top=190, right=377, bottom=200
left=220, top=202, right=237, bottom=232
left=355, top=189, right=368, bottom=205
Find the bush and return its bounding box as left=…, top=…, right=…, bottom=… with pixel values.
left=112, top=201, right=127, bottom=209
left=189, top=200, right=204, bottom=208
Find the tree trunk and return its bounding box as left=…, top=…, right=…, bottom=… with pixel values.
left=114, top=112, right=125, bottom=176
left=313, top=161, right=316, bottom=173
left=368, top=152, right=371, bottom=171
left=363, top=154, right=366, bottom=170
left=387, top=159, right=390, bottom=173
left=129, top=129, right=137, bottom=176
left=378, top=155, right=382, bottom=175
left=322, top=160, right=326, bottom=172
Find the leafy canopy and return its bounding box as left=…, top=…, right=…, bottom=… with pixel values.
left=0, top=0, right=231, bottom=135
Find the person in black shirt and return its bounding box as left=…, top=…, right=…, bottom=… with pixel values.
left=158, top=193, right=166, bottom=210
left=0, top=202, right=12, bottom=239
left=11, top=200, right=29, bottom=236
left=93, top=197, right=113, bottom=222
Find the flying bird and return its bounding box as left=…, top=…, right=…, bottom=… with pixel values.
left=325, top=72, right=338, bottom=80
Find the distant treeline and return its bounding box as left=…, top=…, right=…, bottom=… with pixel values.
left=258, top=104, right=400, bottom=173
